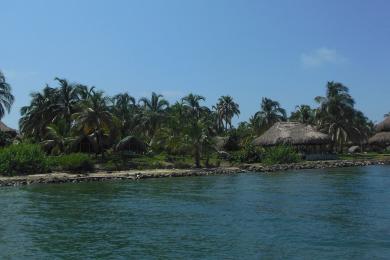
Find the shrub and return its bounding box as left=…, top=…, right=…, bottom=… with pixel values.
left=263, top=145, right=300, bottom=165
left=232, top=144, right=263, bottom=163
left=54, top=153, right=94, bottom=172
left=0, top=144, right=49, bottom=176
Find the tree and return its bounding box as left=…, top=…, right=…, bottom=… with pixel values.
left=214, top=95, right=240, bottom=131
left=19, top=86, right=58, bottom=140
left=52, top=77, right=81, bottom=134
left=254, top=97, right=286, bottom=133
left=111, top=92, right=138, bottom=137
left=0, top=71, right=15, bottom=120
left=72, top=90, right=115, bottom=158
left=182, top=94, right=211, bottom=167
left=315, top=81, right=356, bottom=152
left=290, top=105, right=315, bottom=124
left=139, top=92, right=169, bottom=139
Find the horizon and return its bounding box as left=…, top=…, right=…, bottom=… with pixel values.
left=2, top=0, right=390, bottom=129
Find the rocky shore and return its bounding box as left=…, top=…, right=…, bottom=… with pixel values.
left=241, top=159, right=390, bottom=172
left=0, top=167, right=244, bottom=187
left=0, top=159, right=389, bottom=187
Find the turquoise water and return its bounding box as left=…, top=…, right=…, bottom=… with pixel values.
left=1, top=166, right=390, bottom=259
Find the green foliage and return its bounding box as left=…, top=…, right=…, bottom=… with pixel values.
left=52, top=153, right=94, bottom=172
left=263, top=145, right=300, bottom=165
left=0, top=144, right=49, bottom=176
left=232, top=144, right=263, bottom=163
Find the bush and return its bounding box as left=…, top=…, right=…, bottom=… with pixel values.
left=0, top=144, right=49, bottom=176
left=53, top=153, right=94, bottom=172
left=263, top=145, right=300, bottom=165
left=232, top=144, right=263, bottom=163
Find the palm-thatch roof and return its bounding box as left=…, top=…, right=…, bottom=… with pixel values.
left=368, top=132, right=390, bottom=146
left=375, top=116, right=390, bottom=132
left=0, top=121, right=17, bottom=137
left=115, top=136, right=147, bottom=153
left=252, top=122, right=330, bottom=147
left=214, top=136, right=229, bottom=151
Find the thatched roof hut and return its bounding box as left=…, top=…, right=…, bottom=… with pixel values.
left=369, top=117, right=390, bottom=147
left=0, top=121, right=17, bottom=137
left=115, top=136, right=147, bottom=154
left=253, top=122, right=330, bottom=147
left=368, top=132, right=390, bottom=146
left=214, top=136, right=228, bottom=151
left=375, top=116, right=390, bottom=132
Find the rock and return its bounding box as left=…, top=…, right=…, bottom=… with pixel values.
left=348, top=146, right=361, bottom=154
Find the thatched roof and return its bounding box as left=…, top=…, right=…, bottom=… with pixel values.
left=368, top=132, right=390, bottom=145
left=0, top=121, right=17, bottom=133
left=115, top=136, right=147, bottom=153
left=0, top=121, right=17, bottom=138
left=375, top=117, right=390, bottom=132
left=252, top=122, right=330, bottom=146
left=214, top=136, right=229, bottom=151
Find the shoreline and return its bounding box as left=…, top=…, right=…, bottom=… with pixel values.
left=0, top=159, right=389, bottom=187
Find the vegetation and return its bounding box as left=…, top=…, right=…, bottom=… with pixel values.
left=263, top=145, right=301, bottom=165
left=0, top=71, right=15, bottom=120
left=51, top=153, right=94, bottom=172
left=0, top=70, right=385, bottom=175
left=0, top=144, right=49, bottom=176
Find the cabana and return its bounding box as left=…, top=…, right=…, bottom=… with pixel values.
left=253, top=122, right=332, bottom=160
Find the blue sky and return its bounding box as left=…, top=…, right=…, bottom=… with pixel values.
left=1, top=0, right=390, bottom=129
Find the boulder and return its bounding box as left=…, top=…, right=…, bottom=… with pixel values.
left=348, top=146, right=361, bottom=154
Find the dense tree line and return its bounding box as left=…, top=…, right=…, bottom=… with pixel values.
left=0, top=71, right=378, bottom=165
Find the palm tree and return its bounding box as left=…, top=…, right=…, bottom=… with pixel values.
left=20, top=86, right=57, bottom=140
left=52, top=77, right=80, bottom=134
left=0, top=71, right=15, bottom=120
left=139, top=92, right=169, bottom=139
left=182, top=93, right=210, bottom=167
left=290, top=105, right=315, bottom=124
left=72, top=90, right=115, bottom=158
left=111, top=92, right=138, bottom=137
left=315, top=81, right=356, bottom=152
left=214, top=95, right=240, bottom=131
left=254, top=97, right=286, bottom=132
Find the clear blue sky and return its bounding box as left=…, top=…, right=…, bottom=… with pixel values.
left=1, top=0, right=390, bottom=129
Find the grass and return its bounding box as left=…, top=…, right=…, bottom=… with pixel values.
left=338, top=152, right=390, bottom=161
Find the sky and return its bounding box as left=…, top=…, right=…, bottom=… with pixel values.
left=1, top=0, right=390, bottom=129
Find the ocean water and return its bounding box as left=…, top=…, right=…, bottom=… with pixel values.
left=0, top=166, right=390, bottom=259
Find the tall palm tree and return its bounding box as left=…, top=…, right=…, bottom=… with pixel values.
left=214, top=95, right=240, bottom=131
left=290, top=105, right=315, bottom=124
left=0, top=71, right=15, bottom=120
left=254, top=97, right=286, bottom=132
left=315, top=81, right=356, bottom=152
left=73, top=90, right=114, bottom=157
left=182, top=93, right=210, bottom=167
left=52, top=77, right=80, bottom=134
left=139, top=92, right=169, bottom=139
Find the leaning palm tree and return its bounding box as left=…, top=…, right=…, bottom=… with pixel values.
left=214, top=95, right=240, bottom=131
left=72, top=90, right=115, bottom=158
left=0, top=71, right=15, bottom=120
left=254, top=97, right=286, bottom=132
left=139, top=92, right=169, bottom=139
